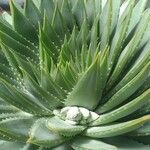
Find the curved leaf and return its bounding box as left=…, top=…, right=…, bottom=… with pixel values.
left=71, top=136, right=117, bottom=150
left=47, top=117, right=85, bottom=137
left=85, top=115, right=150, bottom=138
left=28, top=118, right=68, bottom=147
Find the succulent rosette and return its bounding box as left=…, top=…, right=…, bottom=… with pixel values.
left=0, top=0, right=149, bottom=149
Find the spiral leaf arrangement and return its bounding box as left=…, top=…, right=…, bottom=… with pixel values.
left=0, top=0, right=149, bottom=149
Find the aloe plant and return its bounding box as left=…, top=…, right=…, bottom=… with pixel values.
left=0, top=0, right=149, bottom=149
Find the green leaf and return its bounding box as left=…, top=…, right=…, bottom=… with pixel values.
left=71, top=0, right=86, bottom=27
left=129, top=122, right=150, bottom=136
left=55, top=65, right=76, bottom=91
left=22, top=69, right=62, bottom=111
left=71, top=136, right=117, bottom=150
left=41, top=69, right=66, bottom=100
left=0, top=48, right=8, bottom=66
left=108, top=9, right=150, bottom=88
left=0, top=18, right=37, bottom=52
left=0, top=79, right=50, bottom=115
left=94, top=0, right=102, bottom=16
left=97, top=62, right=150, bottom=113
left=20, top=143, right=39, bottom=150
left=108, top=0, right=134, bottom=74
left=0, top=141, right=24, bottom=150
left=127, top=0, right=148, bottom=35
left=28, top=118, right=68, bottom=147
left=99, top=47, right=109, bottom=97
left=0, top=62, right=17, bottom=81
left=39, top=27, right=59, bottom=63
left=76, top=19, right=89, bottom=46
left=136, top=100, right=150, bottom=117
left=14, top=54, right=39, bottom=80
left=110, top=0, right=121, bottom=35
left=0, top=104, right=19, bottom=114
left=85, top=115, right=150, bottom=138
left=103, top=136, right=150, bottom=150
left=47, top=117, right=85, bottom=137
left=40, top=0, right=54, bottom=22
left=61, top=0, right=75, bottom=30
left=43, top=15, right=61, bottom=47
left=0, top=31, right=38, bottom=63
left=1, top=12, right=12, bottom=25
left=65, top=54, right=101, bottom=110
left=0, top=112, right=29, bottom=121
left=105, top=42, right=150, bottom=102
left=0, top=116, right=35, bottom=141
left=52, top=6, right=68, bottom=38
left=52, top=144, right=73, bottom=150
left=132, top=136, right=150, bottom=145
left=90, top=15, right=99, bottom=52
left=24, top=0, right=42, bottom=28
left=92, top=89, right=150, bottom=125
left=10, top=1, right=38, bottom=44
left=59, top=38, right=73, bottom=66
left=100, top=0, right=112, bottom=51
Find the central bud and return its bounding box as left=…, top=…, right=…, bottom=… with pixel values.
left=53, top=106, right=99, bottom=125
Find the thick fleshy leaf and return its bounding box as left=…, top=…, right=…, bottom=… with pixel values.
left=108, top=1, right=134, bottom=73
left=52, top=6, right=68, bottom=39
left=110, top=0, right=121, bottom=35
left=97, top=62, right=150, bottom=113
left=132, top=136, right=150, bottom=145
left=65, top=54, right=101, bottom=110
left=105, top=42, right=150, bottom=102
left=100, top=0, right=112, bottom=51
left=1, top=12, right=12, bottom=25
left=108, top=9, right=150, bottom=88
left=0, top=32, right=38, bottom=62
left=28, top=118, right=68, bottom=147
left=51, top=144, right=73, bottom=150
left=0, top=141, right=24, bottom=150
left=71, top=136, right=117, bottom=150
left=47, top=117, right=85, bottom=137
left=20, top=143, right=39, bottom=150
left=0, top=112, right=29, bottom=121
left=71, top=0, right=86, bottom=27
left=39, top=24, right=59, bottom=63
left=103, top=136, right=150, bottom=150
left=22, top=69, right=62, bottom=111
left=85, top=115, right=150, bottom=138
left=40, top=0, right=54, bottom=22
left=0, top=62, right=19, bottom=86
left=43, top=15, right=61, bottom=47
left=0, top=116, right=35, bottom=141
left=60, top=0, right=75, bottom=30
left=0, top=79, right=50, bottom=115
left=127, top=0, right=148, bottom=34
left=24, top=0, right=42, bottom=28
left=40, top=69, right=66, bottom=100
left=10, top=1, right=38, bottom=44
left=129, top=122, right=150, bottom=136
left=92, top=89, right=150, bottom=125
left=0, top=17, right=37, bottom=51
left=0, top=105, right=19, bottom=114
